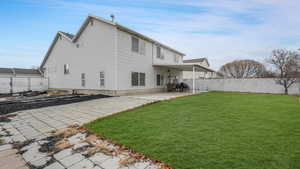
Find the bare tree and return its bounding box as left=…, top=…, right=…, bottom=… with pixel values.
left=219, top=59, right=266, bottom=78
left=266, top=49, right=300, bottom=94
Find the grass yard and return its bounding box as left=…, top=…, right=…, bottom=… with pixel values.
left=85, top=92, right=300, bottom=169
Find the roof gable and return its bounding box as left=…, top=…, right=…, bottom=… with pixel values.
left=40, top=14, right=185, bottom=68
left=183, top=58, right=210, bottom=67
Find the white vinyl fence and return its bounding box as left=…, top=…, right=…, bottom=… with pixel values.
left=184, top=78, right=300, bottom=95
left=0, top=77, right=48, bottom=94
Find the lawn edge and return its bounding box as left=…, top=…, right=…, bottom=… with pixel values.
left=83, top=93, right=202, bottom=169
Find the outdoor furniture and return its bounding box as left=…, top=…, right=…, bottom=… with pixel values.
left=167, top=82, right=189, bottom=92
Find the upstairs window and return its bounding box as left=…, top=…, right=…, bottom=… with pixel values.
left=132, top=36, right=146, bottom=55
left=157, top=46, right=164, bottom=59
left=64, top=64, right=70, bottom=74
left=100, top=71, right=105, bottom=87
left=174, top=54, right=179, bottom=63
left=139, top=41, right=146, bottom=55
left=81, top=73, right=85, bottom=87
left=131, top=72, right=146, bottom=86
left=131, top=37, right=139, bottom=53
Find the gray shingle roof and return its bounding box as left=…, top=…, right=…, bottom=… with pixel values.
left=183, top=58, right=207, bottom=63
left=0, top=68, right=41, bottom=76
left=0, top=68, right=13, bottom=74
left=60, top=32, right=74, bottom=39
left=14, top=68, right=41, bottom=75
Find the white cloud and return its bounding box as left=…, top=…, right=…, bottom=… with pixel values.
left=8, top=0, right=300, bottom=70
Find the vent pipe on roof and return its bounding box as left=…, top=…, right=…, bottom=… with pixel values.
left=110, top=14, right=115, bottom=22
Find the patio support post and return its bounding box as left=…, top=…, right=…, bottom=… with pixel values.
left=193, top=65, right=195, bottom=94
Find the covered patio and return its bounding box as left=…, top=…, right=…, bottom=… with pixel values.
left=153, top=63, right=214, bottom=93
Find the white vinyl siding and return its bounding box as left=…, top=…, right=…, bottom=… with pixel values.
left=100, top=71, right=105, bottom=87
left=131, top=72, right=146, bottom=86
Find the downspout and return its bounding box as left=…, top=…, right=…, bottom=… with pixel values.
left=193, top=65, right=195, bottom=94
left=114, top=27, right=118, bottom=95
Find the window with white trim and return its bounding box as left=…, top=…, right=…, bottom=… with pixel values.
left=64, top=64, right=70, bottom=74
left=100, top=71, right=105, bottom=87
left=131, top=36, right=139, bottom=53
left=139, top=40, right=146, bottom=55
left=156, top=74, right=164, bottom=86
left=174, top=54, right=179, bottom=63
left=157, top=46, right=164, bottom=59
left=131, top=72, right=146, bottom=86
left=139, top=73, right=145, bottom=86
left=81, top=73, right=85, bottom=87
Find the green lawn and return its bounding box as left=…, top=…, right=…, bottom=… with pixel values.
left=85, top=92, right=300, bottom=169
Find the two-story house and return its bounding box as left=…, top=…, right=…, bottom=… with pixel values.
left=40, top=15, right=210, bottom=95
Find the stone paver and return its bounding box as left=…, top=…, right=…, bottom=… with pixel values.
left=99, top=156, right=121, bottom=169
left=44, top=162, right=65, bottom=169
left=68, top=159, right=94, bottom=169
left=89, top=152, right=111, bottom=165
left=59, top=153, right=85, bottom=167
left=54, top=148, right=73, bottom=160
left=0, top=144, right=12, bottom=151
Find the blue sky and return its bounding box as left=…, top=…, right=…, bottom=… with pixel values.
left=1, top=0, right=300, bottom=70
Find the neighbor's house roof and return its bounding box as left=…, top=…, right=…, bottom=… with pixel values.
left=0, top=68, right=13, bottom=74
left=183, top=58, right=210, bottom=67
left=40, top=14, right=185, bottom=68
left=60, top=32, right=74, bottom=39
left=0, top=68, right=42, bottom=76
left=153, top=63, right=215, bottom=72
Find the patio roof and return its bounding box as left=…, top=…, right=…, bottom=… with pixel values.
left=153, top=63, right=215, bottom=72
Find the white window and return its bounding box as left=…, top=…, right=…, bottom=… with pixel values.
left=139, top=40, right=146, bottom=55
left=157, top=46, right=164, bottom=59
left=132, top=36, right=146, bottom=55
left=100, top=71, right=105, bottom=87
left=139, top=73, right=145, bottom=86
left=81, top=73, right=85, bottom=87
left=156, top=74, right=164, bottom=86
left=64, top=64, right=69, bottom=74
left=131, top=72, right=139, bottom=86
left=131, top=36, right=139, bottom=53
left=131, top=72, right=146, bottom=86
left=174, top=54, right=179, bottom=63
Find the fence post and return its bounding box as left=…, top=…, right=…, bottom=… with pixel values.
left=28, top=77, right=31, bottom=91
left=9, top=77, right=13, bottom=94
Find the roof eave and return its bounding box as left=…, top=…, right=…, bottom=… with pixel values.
left=116, top=24, right=185, bottom=56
